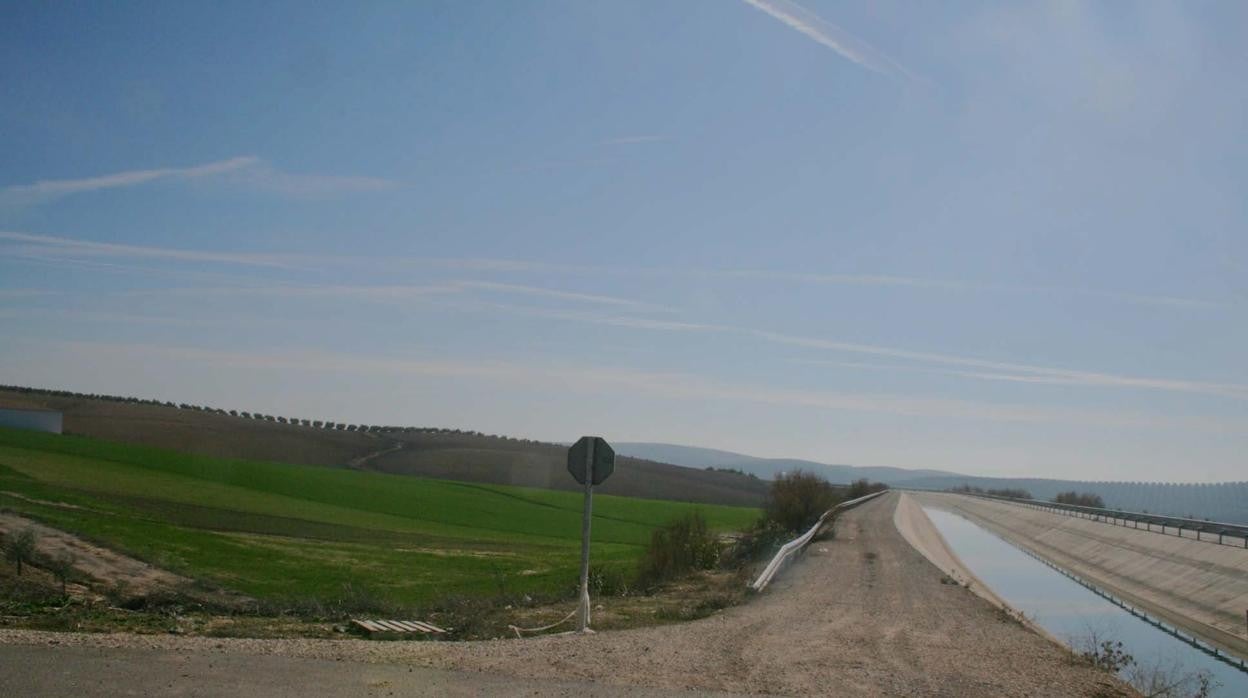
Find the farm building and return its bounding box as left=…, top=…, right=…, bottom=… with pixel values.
left=0, top=407, right=63, bottom=434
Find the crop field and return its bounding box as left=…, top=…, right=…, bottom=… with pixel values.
left=0, top=428, right=759, bottom=605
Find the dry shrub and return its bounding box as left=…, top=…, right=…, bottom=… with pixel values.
left=637, top=512, right=720, bottom=589
left=764, top=470, right=838, bottom=533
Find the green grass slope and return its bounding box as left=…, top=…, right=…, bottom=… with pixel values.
left=0, top=428, right=758, bottom=605
left=0, top=388, right=770, bottom=507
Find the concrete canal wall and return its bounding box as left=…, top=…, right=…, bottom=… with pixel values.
left=913, top=491, right=1248, bottom=660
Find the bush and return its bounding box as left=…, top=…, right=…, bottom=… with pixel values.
left=637, top=512, right=720, bottom=589
left=49, top=552, right=76, bottom=595
left=588, top=564, right=632, bottom=597
left=949, top=485, right=1032, bottom=500
left=845, top=478, right=888, bottom=499
left=4, top=528, right=37, bottom=576
left=1054, top=491, right=1105, bottom=508
left=764, top=470, right=838, bottom=533
left=724, top=519, right=791, bottom=566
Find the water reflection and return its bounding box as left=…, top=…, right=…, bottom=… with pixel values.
left=921, top=506, right=1247, bottom=697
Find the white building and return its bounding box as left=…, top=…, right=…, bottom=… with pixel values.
left=0, top=407, right=63, bottom=434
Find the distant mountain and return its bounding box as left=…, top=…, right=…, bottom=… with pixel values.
left=893, top=475, right=1248, bottom=525
left=613, top=443, right=1248, bottom=524
left=613, top=442, right=959, bottom=484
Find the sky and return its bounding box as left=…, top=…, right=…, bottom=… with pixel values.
left=1, top=1, right=1246, bottom=482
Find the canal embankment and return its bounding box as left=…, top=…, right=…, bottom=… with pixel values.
left=910, top=491, right=1248, bottom=660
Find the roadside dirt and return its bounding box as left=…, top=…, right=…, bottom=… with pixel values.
left=0, top=493, right=1132, bottom=696
left=0, top=511, right=247, bottom=608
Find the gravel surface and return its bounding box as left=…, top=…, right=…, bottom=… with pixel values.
left=0, top=493, right=1132, bottom=696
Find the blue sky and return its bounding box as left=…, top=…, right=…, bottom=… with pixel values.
left=2, top=1, right=1245, bottom=481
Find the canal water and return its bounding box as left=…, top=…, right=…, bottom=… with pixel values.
left=921, top=507, right=1248, bottom=697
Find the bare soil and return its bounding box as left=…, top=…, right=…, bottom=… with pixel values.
left=0, top=511, right=248, bottom=608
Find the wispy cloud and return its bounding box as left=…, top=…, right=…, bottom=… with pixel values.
left=600, top=135, right=666, bottom=146
left=0, top=307, right=210, bottom=327
left=700, top=268, right=970, bottom=290
left=0, top=288, right=57, bottom=299
left=227, top=162, right=398, bottom=196
left=740, top=0, right=917, bottom=81
left=461, top=302, right=721, bottom=332
left=0, top=156, right=397, bottom=207
left=119, top=280, right=667, bottom=313
left=499, top=305, right=1248, bottom=399
left=0, top=157, right=257, bottom=207
left=456, top=281, right=671, bottom=312
left=0, top=232, right=300, bottom=269
left=756, top=329, right=1248, bottom=400
left=4, top=234, right=1235, bottom=399
left=1, top=234, right=1221, bottom=309
left=144, top=284, right=463, bottom=301
left=45, top=339, right=1240, bottom=433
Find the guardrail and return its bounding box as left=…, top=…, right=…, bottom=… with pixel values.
left=943, top=491, right=1248, bottom=548
left=751, top=490, right=888, bottom=592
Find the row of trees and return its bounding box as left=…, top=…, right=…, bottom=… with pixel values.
left=766, top=472, right=890, bottom=533
left=923, top=477, right=1248, bottom=524
left=2, top=527, right=76, bottom=594
left=951, top=483, right=1107, bottom=508
left=1053, top=491, right=1106, bottom=508
left=0, top=383, right=544, bottom=444
left=846, top=478, right=890, bottom=499
left=2, top=384, right=780, bottom=487
left=702, top=466, right=761, bottom=480
left=948, top=484, right=1033, bottom=500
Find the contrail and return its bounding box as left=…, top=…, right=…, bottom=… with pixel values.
left=740, top=0, right=918, bottom=82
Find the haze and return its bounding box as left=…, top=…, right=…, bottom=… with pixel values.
left=2, top=1, right=1245, bottom=481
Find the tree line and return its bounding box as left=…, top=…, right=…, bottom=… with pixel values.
left=0, top=383, right=546, bottom=444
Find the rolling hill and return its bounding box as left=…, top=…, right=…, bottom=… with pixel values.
left=0, top=387, right=768, bottom=507
left=614, top=443, right=1248, bottom=525
left=614, top=442, right=958, bottom=483
left=4, top=386, right=1242, bottom=524
left=0, top=427, right=759, bottom=605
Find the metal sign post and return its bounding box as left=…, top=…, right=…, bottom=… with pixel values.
left=567, top=436, right=615, bottom=633
left=577, top=439, right=595, bottom=632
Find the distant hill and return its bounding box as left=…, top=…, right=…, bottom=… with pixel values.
left=0, top=386, right=768, bottom=508
left=894, top=475, right=1248, bottom=525
left=5, top=386, right=1243, bottom=523
left=615, top=443, right=1248, bottom=525
left=614, top=442, right=957, bottom=484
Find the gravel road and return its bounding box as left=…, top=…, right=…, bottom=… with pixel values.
left=0, top=493, right=1131, bottom=696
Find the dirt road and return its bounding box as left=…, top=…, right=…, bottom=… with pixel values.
left=0, top=493, right=1128, bottom=696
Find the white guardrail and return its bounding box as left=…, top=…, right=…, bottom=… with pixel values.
left=750, top=490, right=889, bottom=592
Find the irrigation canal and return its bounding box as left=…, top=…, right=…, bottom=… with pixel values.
left=922, top=507, right=1248, bottom=697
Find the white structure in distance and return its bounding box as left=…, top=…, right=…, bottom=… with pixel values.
left=0, top=407, right=63, bottom=434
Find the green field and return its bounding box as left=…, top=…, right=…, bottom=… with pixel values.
left=0, top=428, right=758, bottom=605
